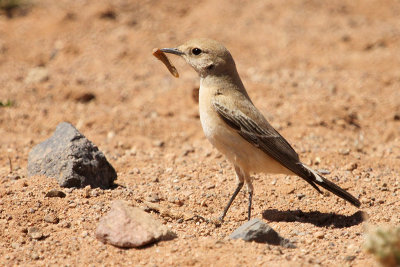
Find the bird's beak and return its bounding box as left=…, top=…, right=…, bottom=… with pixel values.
left=160, top=48, right=184, bottom=56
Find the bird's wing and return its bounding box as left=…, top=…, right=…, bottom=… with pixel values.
left=212, top=97, right=322, bottom=192
left=212, top=94, right=361, bottom=207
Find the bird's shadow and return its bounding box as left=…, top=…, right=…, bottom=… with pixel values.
left=262, top=209, right=365, bottom=228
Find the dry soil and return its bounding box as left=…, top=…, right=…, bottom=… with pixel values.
left=1, top=0, right=400, bottom=266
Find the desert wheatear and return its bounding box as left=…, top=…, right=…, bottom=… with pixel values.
left=160, top=38, right=360, bottom=221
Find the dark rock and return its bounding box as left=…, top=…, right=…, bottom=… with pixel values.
left=45, top=189, right=66, bottom=198
left=229, top=218, right=295, bottom=248
left=96, top=200, right=176, bottom=248
left=27, top=122, right=116, bottom=188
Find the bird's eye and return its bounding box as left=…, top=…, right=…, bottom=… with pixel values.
left=192, top=48, right=202, bottom=55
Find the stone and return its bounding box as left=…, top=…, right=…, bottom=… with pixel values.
left=45, top=189, right=66, bottom=198
left=25, top=67, right=49, bottom=83
left=44, top=214, right=59, bottom=224
left=60, top=221, right=71, bottom=228
left=27, top=122, right=117, bottom=188
left=205, top=183, right=215, bottom=189
left=95, top=200, right=176, bottom=248
left=145, top=193, right=160, bottom=203
left=31, top=252, right=40, bottom=260
left=345, top=255, right=356, bottom=262
left=317, top=169, right=331, bottom=175
left=345, top=162, right=358, bottom=172
left=314, top=231, right=325, bottom=239
left=229, top=218, right=295, bottom=248
left=28, top=227, right=43, bottom=240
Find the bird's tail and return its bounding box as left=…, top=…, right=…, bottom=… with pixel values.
left=301, top=164, right=361, bottom=208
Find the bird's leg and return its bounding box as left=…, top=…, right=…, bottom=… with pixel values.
left=247, top=190, right=253, bottom=220
left=219, top=181, right=243, bottom=222
left=219, top=166, right=244, bottom=222
left=246, top=180, right=254, bottom=221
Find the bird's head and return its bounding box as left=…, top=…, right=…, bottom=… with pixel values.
left=161, top=38, right=236, bottom=78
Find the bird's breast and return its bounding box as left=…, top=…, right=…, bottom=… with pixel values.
left=198, top=85, right=245, bottom=160
left=198, top=85, right=221, bottom=143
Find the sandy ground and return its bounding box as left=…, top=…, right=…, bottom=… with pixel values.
left=1, top=0, right=400, bottom=266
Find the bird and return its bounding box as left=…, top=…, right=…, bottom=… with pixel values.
left=159, top=38, right=361, bottom=222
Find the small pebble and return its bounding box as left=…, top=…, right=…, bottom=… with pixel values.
left=360, top=197, right=370, bottom=204
left=168, top=196, right=184, bottom=206
left=44, top=214, right=59, bottom=224
left=90, top=191, right=99, bottom=197
left=206, top=183, right=215, bottom=189
left=314, top=231, right=325, bottom=239
left=317, top=169, right=330, bottom=175
left=81, top=231, right=89, bottom=238
left=297, top=194, right=305, bottom=200
left=9, top=175, right=21, bottom=180
left=60, top=221, right=71, bottom=228
left=45, top=189, right=66, bottom=198
left=145, top=193, right=160, bottom=203
left=345, top=255, right=356, bottom=262
left=31, top=252, right=39, bottom=260
left=83, top=186, right=91, bottom=198
left=28, top=227, right=43, bottom=240
left=64, top=188, right=74, bottom=193
left=153, top=140, right=165, bottom=147
left=345, top=162, right=358, bottom=171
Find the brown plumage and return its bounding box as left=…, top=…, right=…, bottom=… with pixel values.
left=160, top=38, right=360, bottom=222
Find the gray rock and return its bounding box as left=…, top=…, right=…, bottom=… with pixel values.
left=229, top=218, right=295, bottom=248
left=95, top=200, right=176, bottom=248
left=27, top=122, right=116, bottom=188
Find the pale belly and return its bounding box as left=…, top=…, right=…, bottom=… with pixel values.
left=198, top=97, right=291, bottom=175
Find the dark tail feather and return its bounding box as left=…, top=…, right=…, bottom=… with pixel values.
left=315, top=175, right=361, bottom=207
left=301, top=164, right=361, bottom=208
